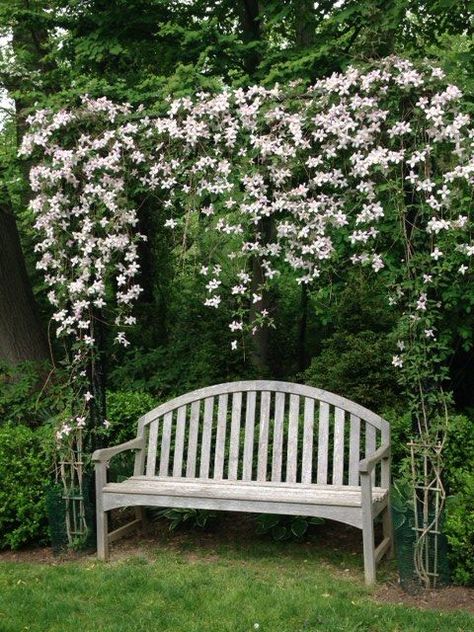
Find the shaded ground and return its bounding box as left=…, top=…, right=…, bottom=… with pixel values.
left=1, top=511, right=473, bottom=616
left=376, top=582, right=474, bottom=615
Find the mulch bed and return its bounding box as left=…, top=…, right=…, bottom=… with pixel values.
left=375, top=582, right=474, bottom=614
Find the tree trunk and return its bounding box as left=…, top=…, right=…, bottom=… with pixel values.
left=0, top=1, right=57, bottom=364
left=294, top=0, right=317, bottom=48
left=239, top=1, right=276, bottom=373
left=239, top=0, right=262, bottom=76
left=293, top=1, right=316, bottom=372
left=0, top=204, right=48, bottom=363
left=297, top=284, right=309, bottom=372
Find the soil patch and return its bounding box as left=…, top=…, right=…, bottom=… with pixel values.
left=375, top=581, right=474, bottom=614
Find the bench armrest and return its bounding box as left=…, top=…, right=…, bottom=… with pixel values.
left=92, top=437, right=145, bottom=464
left=359, top=443, right=390, bottom=474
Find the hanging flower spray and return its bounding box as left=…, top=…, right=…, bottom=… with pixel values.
left=22, top=58, right=473, bottom=581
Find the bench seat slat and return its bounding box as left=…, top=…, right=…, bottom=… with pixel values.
left=131, top=475, right=387, bottom=492
left=103, top=477, right=388, bottom=507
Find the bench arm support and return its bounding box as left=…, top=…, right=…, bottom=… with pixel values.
left=359, top=443, right=390, bottom=474
left=92, top=437, right=145, bottom=464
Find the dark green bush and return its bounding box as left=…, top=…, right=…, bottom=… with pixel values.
left=108, top=276, right=250, bottom=397
left=0, top=361, right=68, bottom=428
left=100, top=390, right=158, bottom=481
left=0, top=423, right=54, bottom=549
left=443, top=414, right=474, bottom=492
left=388, top=413, right=474, bottom=586
left=381, top=412, right=474, bottom=486
left=445, top=472, right=474, bottom=585
left=382, top=410, right=412, bottom=475
left=104, top=390, right=158, bottom=445
left=302, top=330, right=399, bottom=413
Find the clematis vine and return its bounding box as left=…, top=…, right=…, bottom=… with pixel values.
left=21, top=57, right=473, bottom=444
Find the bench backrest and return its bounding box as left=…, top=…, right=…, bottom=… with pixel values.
left=136, top=381, right=390, bottom=487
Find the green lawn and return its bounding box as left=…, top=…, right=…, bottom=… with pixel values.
left=0, top=532, right=472, bottom=632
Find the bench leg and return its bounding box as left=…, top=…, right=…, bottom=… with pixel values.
left=97, top=507, right=109, bottom=561
left=362, top=516, right=376, bottom=585
left=95, top=462, right=109, bottom=561
left=361, top=473, right=376, bottom=585
left=135, top=507, right=148, bottom=533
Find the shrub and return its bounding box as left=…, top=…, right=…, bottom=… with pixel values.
left=0, top=423, right=54, bottom=549
left=382, top=410, right=412, bottom=475
left=99, top=390, right=158, bottom=481
left=443, top=414, right=474, bottom=492
left=302, top=330, right=399, bottom=413
left=104, top=390, right=158, bottom=445
left=445, top=472, right=474, bottom=585
left=0, top=361, right=68, bottom=428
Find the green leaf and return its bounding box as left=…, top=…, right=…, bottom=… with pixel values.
left=290, top=518, right=308, bottom=538
left=392, top=512, right=406, bottom=530
left=272, top=525, right=288, bottom=541
left=109, top=44, right=124, bottom=55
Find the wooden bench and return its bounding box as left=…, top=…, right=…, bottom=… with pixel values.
left=92, top=380, right=393, bottom=583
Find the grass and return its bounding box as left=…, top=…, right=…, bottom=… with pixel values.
left=0, top=531, right=473, bottom=632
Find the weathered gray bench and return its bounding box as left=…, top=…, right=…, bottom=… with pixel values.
left=92, top=381, right=393, bottom=583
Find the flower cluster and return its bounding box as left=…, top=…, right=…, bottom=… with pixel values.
left=21, top=57, right=473, bottom=439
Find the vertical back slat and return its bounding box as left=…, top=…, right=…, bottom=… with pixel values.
left=286, top=394, right=300, bottom=482
left=146, top=418, right=159, bottom=477
left=242, top=391, right=256, bottom=481
left=348, top=414, right=361, bottom=486
left=271, top=392, right=285, bottom=482
left=172, top=406, right=186, bottom=477
left=301, top=398, right=315, bottom=484
left=332, top=407, right=345, bottom=485
left=186, top=401, right=200, bottom=478
left=317, top=402, right=329, bottom=484
left=366, top=424, right=377, bottom=485
left=200, top=397, right=214, bottom=478
left=159, top=411, right=173, bottom=476
left=257, top=392, right=271, bottom=481
left=213, top=394, right=228, bottom=480
left=228, top=392, right=242, bottom=480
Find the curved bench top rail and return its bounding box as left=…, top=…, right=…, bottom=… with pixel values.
left=137, top=380, right=389, bottom=434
